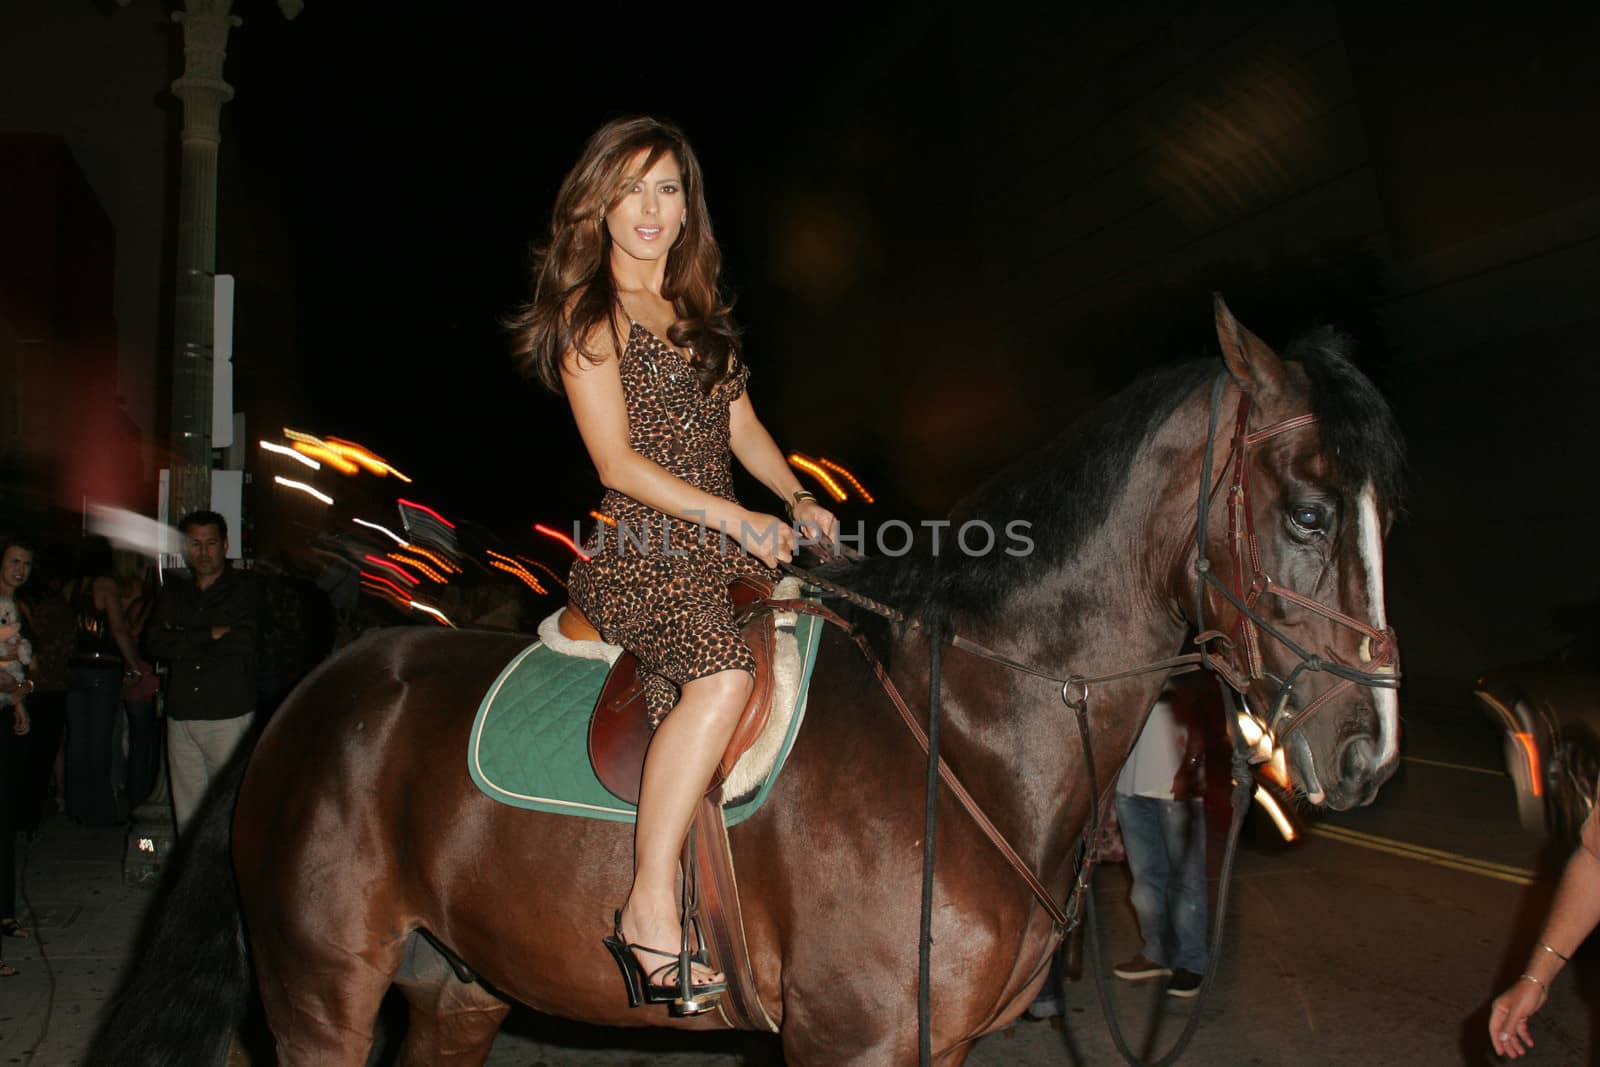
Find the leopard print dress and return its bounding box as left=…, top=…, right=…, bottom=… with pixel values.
left=567, top=320, right=774, bottom=724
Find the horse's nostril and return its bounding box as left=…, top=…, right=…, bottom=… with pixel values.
left=1339, top=736, right=1377, bottom=782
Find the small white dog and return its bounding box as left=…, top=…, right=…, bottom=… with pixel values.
left=0, top=595, right=32, bottom=707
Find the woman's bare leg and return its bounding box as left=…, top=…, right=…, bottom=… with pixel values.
left=620, top=668, right=753, bottom=984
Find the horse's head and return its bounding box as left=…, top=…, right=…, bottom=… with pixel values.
left=1186, top=298, right=1404, bottom=812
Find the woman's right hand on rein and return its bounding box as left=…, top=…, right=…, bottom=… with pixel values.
left=737, top=511, right=794, bottom=569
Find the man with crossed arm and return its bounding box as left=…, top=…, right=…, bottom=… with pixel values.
left=146, top=511, right=264, bottom=833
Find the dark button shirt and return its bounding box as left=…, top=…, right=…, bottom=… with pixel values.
left=145, top=567, right=265, bottom=721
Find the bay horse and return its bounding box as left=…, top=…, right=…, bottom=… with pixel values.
left=96, top=300, right=1404, bottom=1065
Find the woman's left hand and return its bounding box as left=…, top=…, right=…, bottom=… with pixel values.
left=1490, top=976, right=1548, bottom=1058
left=792, top=499, right=840, bottom=553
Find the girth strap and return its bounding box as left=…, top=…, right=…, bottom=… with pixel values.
left=691, top=797, right=777, bottom=1032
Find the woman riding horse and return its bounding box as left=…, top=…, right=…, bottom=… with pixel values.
left=91, top=297, right=1405, bottom=1063
left=508, top=116, right=839, bottom=1010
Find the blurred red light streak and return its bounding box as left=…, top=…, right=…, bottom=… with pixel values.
left=365, top=553, right=422, bottom=584
left=398, top=498, right=456, bottom=529
left=534, top=523, right=591, bottom=561
left=360, top=571, right=411, bottom=599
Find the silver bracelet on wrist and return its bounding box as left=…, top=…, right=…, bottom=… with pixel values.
left=1536, top=942, right=1569, bottom=964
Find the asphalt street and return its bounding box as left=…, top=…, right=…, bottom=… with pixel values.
left=1, top=697, right=1589, bottom=1065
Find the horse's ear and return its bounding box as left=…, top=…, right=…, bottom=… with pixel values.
left=1214, top=294, right=1287, bottom=396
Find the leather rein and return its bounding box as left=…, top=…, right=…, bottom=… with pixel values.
left=776, top=368, right=1404, bottom=934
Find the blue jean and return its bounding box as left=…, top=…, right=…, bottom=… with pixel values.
left=65, top=666, right=123, bottom=826
left=1116, top=792, right=1208, bottom=972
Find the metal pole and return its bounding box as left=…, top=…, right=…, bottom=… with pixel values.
left=166, top=0, right=239, bottom=525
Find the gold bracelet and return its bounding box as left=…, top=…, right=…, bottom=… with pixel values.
left=1519, top=973, right=1549, bottom=996
left=1536, top=942, right=1569, bottom=964
left=787, top=490, right=818, bottom=519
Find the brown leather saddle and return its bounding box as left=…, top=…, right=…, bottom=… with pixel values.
left=582, top=576, right=779, bottom=806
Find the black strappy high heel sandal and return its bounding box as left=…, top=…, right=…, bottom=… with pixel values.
left=602, top=910, right=726, bottom=1015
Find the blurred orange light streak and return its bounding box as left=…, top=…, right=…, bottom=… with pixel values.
left=259, top=440, right=320, bottom=470
left=517, top=556, right=568, bottom=590
left=487, top=551, right=550, bottom=593
left=404, top=544, right=461, bottom=573
left=817, top=457, right=875, bottom=503
left=589, top=510, right=617, bottom=527
left=534, top=523, right=591, bottom=561
left=398, top=498, right=456, bottom=529
left=273, top=476, right=334, bottom=505
left=787, top=454, right=847, bottom=502
left=325, top=437, right=414, bottom=483
left=390, top=552, right=446, bottom=582
left=292, top=442, right=360, bottom=474
left=489, top=559, right=548, bottom=595
left=1512, top=731, right=1542, bottom=797
left=285, top=428, right=413, bottom=482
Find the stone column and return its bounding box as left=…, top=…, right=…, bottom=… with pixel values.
left=128, top=0, right=241, bottom=885
left=166, top=0, right=239, bottom=527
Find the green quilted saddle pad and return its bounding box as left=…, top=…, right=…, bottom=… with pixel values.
left=466, top=609, right=822, bottom=825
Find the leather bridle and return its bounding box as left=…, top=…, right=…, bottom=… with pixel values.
left=1189, top=371, right=1402, bottom=746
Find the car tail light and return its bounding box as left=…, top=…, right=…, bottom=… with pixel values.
left=1512, top=731, right=1543, bottom=798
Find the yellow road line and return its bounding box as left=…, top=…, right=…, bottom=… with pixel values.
left=1307, top=825, right=1535, bottom=886
left=1316, top=823, right=1536, bottom=877
left=1401, top=755, right=1506, bottom=777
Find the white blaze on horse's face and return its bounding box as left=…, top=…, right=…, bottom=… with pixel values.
left=1356, top=483, right=1399, bottom=768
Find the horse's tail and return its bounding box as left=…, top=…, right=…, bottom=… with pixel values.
left=89, top=731, right=258, bottom=1067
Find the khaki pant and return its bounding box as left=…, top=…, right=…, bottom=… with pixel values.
left=167, top=713, right=255, bottom=833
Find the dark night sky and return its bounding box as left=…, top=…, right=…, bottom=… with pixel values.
left=88, top=2, right=1598, bottom=684
left=218, top=5, right=956, bottom=532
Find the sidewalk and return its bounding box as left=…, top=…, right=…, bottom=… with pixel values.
left=0, top=816, right=158, bottom=1066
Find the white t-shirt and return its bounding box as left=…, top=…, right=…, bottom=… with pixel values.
left=1116, top=694, right=1187, bottom=800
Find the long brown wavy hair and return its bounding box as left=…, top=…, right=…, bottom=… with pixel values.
left=508, top=117, right=740, bottom=395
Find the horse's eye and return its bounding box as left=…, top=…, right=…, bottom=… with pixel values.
left=1290, top=504, right=1329, bottom=533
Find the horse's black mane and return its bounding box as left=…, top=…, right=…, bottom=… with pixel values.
left=821, top=327, right=1404, bottom=631
left=1286, top=325, right=1406, bottom=513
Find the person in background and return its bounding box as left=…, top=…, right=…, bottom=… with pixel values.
left=117, top=555, right=162, bottom=811
left=1112, top=685, right=1210, bottom=999
left=1488, top=785, right=1600, bottom=1058
left=13, top=557, right=73, bottom=831
left=145, top=511, right=263, bottom=833
left=0, top=684, right=27, bottom=977
left=65, top=538, right=148, bottom=827
left=0, top=535, right=36, bottom=973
